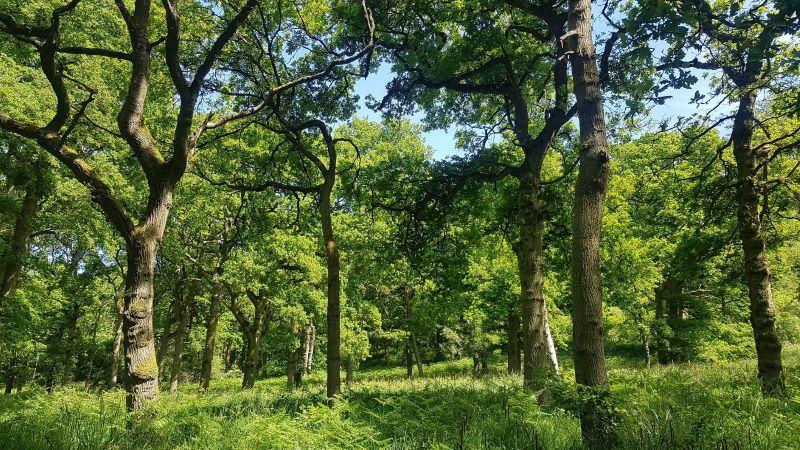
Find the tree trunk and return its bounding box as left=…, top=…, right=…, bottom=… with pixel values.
left=411, top=331, right=424, bottom=377
left=4, top=355, right=17, bottom=394
left=287, top=347, right=296, bottom=389
left=320, top=187, right=341, bottom=398
left=303, top=323, right=316, bottom=374
left=405, top=341, right=413, bottom=378
left=507, top=309, right=521, bottom=373
left=61, top=305, right=80, bottom=386
left=346, top=359, right=354, bottom=384
left=157, top=294, right=179, bottom=375
left=110, top=302, right=124, bottom=389
left=732, top=92, right=785, bottom=394
left=566, top=0, right=614, bottom=443
left=169, top=287, right=193, bottom=394
left=14, top=359, right=26, bottom=392
left=0, top=182, right=39, bottom=301
left=224, top=342, right=234, bottom=372
left=654, top=276, right=682, bottom=363
left=199, top=286, right=222, bottom=391
left=241, top=329, right=260, bottom=390
left=287, top=344, right=303, bottom=389
left=122, top=236, right=161, bottom=411
left=516, top=172, right=559, bottom=389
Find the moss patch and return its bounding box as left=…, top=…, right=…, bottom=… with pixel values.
left=132, top=353, right=158, bottom=380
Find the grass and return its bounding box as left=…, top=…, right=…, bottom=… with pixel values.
left=0, top=347, right=798, bottom=449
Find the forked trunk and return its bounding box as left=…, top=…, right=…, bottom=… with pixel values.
left=732, top=92, right=784, bottom=394
left=566, top=0, right=614, bottom=443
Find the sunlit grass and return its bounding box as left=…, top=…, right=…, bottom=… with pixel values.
left=0, top=347, right=797, bottom=449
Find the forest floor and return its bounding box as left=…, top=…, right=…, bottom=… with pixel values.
left=1, top=346, right=799, bottom=449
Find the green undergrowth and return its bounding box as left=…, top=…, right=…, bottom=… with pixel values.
left=0, top=347, right=798, bottom=449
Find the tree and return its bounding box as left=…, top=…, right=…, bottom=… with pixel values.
left=0, top=0, right=260, bottom=410
left=564, top=0, right=615, bottom=443
left=628, top=0, right=800, bottom=394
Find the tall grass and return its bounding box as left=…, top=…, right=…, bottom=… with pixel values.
left=0, top=347, right=797, bottom=449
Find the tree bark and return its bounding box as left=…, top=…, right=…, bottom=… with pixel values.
left=241, top=328, right=261, bottom=389
left=199, top=286, right=222, bottom=391
left=320, top=185, right=341, bottom=397
left=61, top=303, right=80, bottom=386
left=566, top=0, right=613, bottom=443
left=732, top=92, right=784, bottom=393
left=303, top=323, right=316, bottom=374
left=4, top=355, right=17, bottom=394
left=507, top=309, right=521, bottom=373
left=123, top=235, right=162, bottom=411
left=405, top=341, right=413, bottom=378
left=169, top=282, right=194, bottom=394
left=157, top=292, right=179, bottom=374
left=346, top=359, right=354, bottom=384
left=287, top=347, right=297, bottom=389
left=411, top=331, right=424, bottom=377
left=224, top=342, right=234, bottom=372
left=0, top=181, right=39, bottom=301
left=110, top=301, right=124, bottom=389
left=516, top=172, right=560, bottom=389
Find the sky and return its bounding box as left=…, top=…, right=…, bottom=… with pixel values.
left=352, top=18, right=730, bottom=160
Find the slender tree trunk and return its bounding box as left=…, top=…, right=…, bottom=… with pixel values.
left=566, top=0, right=614, bottom=443
left=516, top=172, right=560, bottom=389
left=507, top=309, right=521, bottom=373
left=411, top=332, right=424, bottom=377
left=303, top=323, right=316, bottom=374
left=405, top=341, right=413, bottom=378
left=13, top=358, right=26, bottom=393
left=0, top=182, right=39, bottom=301
left=123, top=235, right=161, bottom=411
left=199, top=286, right=222, bottom=391
left=224, top=342, right=233, bottom=372
left=403, top=288, right=423, bottom=377
left=111, top=305, right=124, bottom=388
left=61, top=306, right=80, bottom=386
left=169, top=286, right=194, bottom=394
left=157, top=294, right=179, bottom=374
left=4, top=355, right=17, bottom=394
left=320, top=186, right=341, bottom=397
left=346, top=359, right=354, bottom=384
left=85, top=308, right=102, bottom=391
left=287, top=347, right=297, bottom=389
left=732, top=92, right=785, bottom=393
